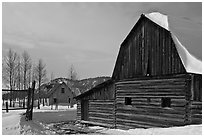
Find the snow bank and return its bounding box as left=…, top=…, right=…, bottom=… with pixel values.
left=101, top=125, right=202, bottom=135
left=2, top=110, right=24, bottom=135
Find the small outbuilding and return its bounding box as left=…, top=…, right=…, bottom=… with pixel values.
left=75, top=12, right=202, bottom=129
left=47, top=82, right=75, bottom=108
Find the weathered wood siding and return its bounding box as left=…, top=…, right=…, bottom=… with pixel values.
left=76, top=82, right=115, bottom=127
left=115, top=75, right=189, bottom=129
left=191, top=74, right=202, bottom=101
left=112, top=16, right=186, bottom=81
left=76, top=100, right=81, bottom=121
left=187, top=74, right=202, bottom=125
left=189, top=101, right=202, bottom=124
left=88, top=100, right=114, bottom=127
left=78, top=82, right=115, bottom=100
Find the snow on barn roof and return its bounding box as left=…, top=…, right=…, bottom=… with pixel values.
left=144, top=12, right=202, bottom=74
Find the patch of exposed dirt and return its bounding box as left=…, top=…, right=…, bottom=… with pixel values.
left=46, top=121, right=105, bottom=135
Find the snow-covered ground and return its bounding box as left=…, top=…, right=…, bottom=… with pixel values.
left=2, top=105, right=77, bottom=135
left=2, top=105, right=202, bottom=135
left=98, top=125, right=202, bottom=135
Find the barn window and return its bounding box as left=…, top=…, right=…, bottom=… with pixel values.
left=125, top=97, right=132, bottom=105
left=161, top=97, right=171, bottom=108
left=61, top=88, right=65, bottom=93
left=53, top=98, right=57, bottom=103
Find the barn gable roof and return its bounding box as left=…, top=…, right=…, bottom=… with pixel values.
left=144, top=12, right=202, bottom=74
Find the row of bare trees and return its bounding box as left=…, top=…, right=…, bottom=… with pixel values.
left=2, top=49, right=47, bottom=91
left=3, top=49, right=80, bottom=109
left=2, top=49, right=47, bottom=108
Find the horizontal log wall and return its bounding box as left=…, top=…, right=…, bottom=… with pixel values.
left=190, top=101, right=202, bottom=124
left=88, top=100, right=114, bottom=127
left=116, top=76, right=188, bottom=129
left=76, top=100, right=81, bottom=121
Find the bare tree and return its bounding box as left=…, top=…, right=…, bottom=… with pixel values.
left=16, top=55, right=22, bottom=90
left=34, top=59, right=47, bottom=108
left=2, top=49, right=18, bottom=106
left=2, top=49, right=18, bottom=90
left=22, top=51, right=32, bottom=90
left=51, top=72, right=55, bottom=82
left=68, top=64, right=78, bottom=81
left=27, top=63, right=32, bottom=88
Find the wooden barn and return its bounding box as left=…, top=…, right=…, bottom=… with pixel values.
left=75, top=12, right=202, bottom=129
left=47, top=82, right=75, bottom=107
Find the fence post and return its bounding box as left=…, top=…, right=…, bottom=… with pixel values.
left=19, top=99, right=21, bottom=107
left=10, top=98, right=12, bottom=107
left=23, top=97, right=25, bottom=108
left=30, top=81, right=36, bottom=120
left=6, top=102, right=9, bottom=113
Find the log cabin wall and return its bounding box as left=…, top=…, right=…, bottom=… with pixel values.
left=76, top=100, right=81, bottom=121
left=112, top=16, right=186, bottom=81
left=189, top=74, right=202, bottom=124
left=76, top=81, right=115, bottom=127
left=115, top=74, right=191, bottom=129
left=88, top=100, right=114, bottom=127
left=189, top=101, right=202, bottom=124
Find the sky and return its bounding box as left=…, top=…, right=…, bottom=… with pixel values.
left=2, top=2, right=202, bottom=80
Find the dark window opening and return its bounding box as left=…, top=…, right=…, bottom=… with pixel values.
left=161, top=97, right=171, bottom=108
left=61, top=88, right=65, bottom=93
left=68, top=98, right=71, bottom=103
left=125, top=97, right=132, bottom=105
left=54, top=98, right=57, bottom=103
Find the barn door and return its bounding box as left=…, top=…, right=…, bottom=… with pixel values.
left=81, top=100, right=89, bottom=121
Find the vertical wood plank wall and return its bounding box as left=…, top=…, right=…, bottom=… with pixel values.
left=112, top=17, right=186, bottom=80
left=189, top=74, right=202, bottom=124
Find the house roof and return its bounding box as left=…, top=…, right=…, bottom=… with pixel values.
left=144, top=12, right=202, bottom=74
left=46, top=82, right=72, bottom=97
left=74, top=79, right=113, bottom=99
